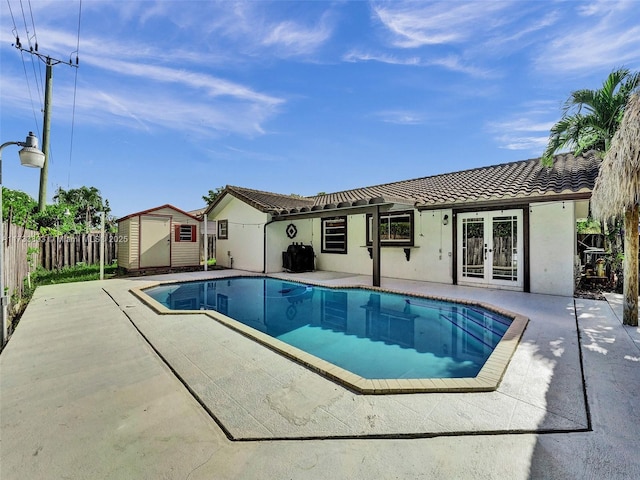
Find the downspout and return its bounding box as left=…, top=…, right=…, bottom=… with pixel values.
left=372, top=205, right=381, bottom=287
left=263, top=218, right=277, bottom=274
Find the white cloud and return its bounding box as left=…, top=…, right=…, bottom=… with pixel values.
left=426, top=55, right=495, bottom=78
left=343, top=50, right=492, bottom=78
left=343, top=50, right=420, bottom=65
left=536, top=1, right=640, bottom=73
left=372, top=1, right=516, bottom=48
left=262, top=17, right=333, bottom=57
left=488, top=118, right=555, bottom=133
left=374, top=110, right=425, bottom=125
left=487, top=111, right=557, bottom=152
left=484, top=10, right=561, bottom=50
left=84, top=57, right=283, bottom=106
left=73, top=84, right=274, bottom=137
left=495, top=135, right=550, bottom=151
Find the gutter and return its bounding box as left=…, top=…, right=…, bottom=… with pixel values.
left=415, top=191, right=593, bottom=211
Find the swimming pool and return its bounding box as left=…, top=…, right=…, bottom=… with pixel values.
left=136, top=276, right=528, bottom=393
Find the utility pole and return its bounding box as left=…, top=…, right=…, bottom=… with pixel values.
left=13, top=38, right=78, bottom=211
left=39, top=58, right=53, bottom=211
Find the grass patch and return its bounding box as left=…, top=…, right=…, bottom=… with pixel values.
left=29, top=263, right=118, bottom=286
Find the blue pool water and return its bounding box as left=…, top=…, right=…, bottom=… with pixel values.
left=144, top=277, right=512, bottom=379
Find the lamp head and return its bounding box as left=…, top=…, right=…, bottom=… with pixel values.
left=24, top=132, right=39, bottom=149
left=19, top=147, right=45, bottom=168
left=18, top=132, right=45, bottom=168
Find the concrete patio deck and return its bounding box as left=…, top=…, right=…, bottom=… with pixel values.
left=1, top=270, right=639, bottom=479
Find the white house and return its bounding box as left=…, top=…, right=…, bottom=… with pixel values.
left=205, top=152, right=600, bottom=296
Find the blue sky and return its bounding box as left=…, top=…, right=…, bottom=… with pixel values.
left=1, top=0, right=639, bottom=218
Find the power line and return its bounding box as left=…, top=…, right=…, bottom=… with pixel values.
left=6, top=0, right=41, bottom=133
left=27, top=0, right=39, bottom=49
left=17, top=0, right=43, bottom=104
left=67, top=0, right=82, bottom=187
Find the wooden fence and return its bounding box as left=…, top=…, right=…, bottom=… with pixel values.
left=2, top=223, right=41, bottom=305
left=40, top=232, right=118, bottom=270
left=2, top=222, right=119, bottom=304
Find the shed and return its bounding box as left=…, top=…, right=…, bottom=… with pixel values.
left=116, top=204, right=201, bottom=271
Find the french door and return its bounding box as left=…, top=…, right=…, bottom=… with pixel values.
left=458, top=210, right=523, bottom=289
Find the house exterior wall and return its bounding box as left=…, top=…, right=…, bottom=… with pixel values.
left=266, top=218, right=314, bottom=273
left=215, top=196, right=578, bottom=296
left=213, top=197, right=269, bottom=271
left=314, top=209, right=453, bottom=283
left=529, top=201, right=576, bottom=296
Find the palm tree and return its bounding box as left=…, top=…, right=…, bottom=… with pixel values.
left=591, top=94, right=640, bottom=326
left=53, top=186, right=108, bottom=231
left=542, top=68, right=640, bottom=166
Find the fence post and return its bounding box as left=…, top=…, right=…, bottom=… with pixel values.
left=100, top=212, right=105, bottom=280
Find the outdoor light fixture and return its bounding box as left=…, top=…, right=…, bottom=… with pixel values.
left=1, top=132, right=45, bottom=347
left=443, top=214, right=449, bottom=226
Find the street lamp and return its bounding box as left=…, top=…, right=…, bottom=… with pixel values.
left=1, top=132, right=45, bottom=347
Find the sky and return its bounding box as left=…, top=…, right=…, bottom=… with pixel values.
left=1, top=0, right=639, bottom=219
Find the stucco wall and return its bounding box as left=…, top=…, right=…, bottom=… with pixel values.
left=213, top=198, right=269, bottom=272
left=266, top=218, right=315, bottom=273
left=529, top=201, right=576, bottom=296
left=266, top=208, right=453, bottom=284
left=385, top=210, right=453, bottom=284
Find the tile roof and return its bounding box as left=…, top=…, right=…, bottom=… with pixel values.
left=210, top=152, right=601, bottom=215
left=225, top=185, right=315, bottom=212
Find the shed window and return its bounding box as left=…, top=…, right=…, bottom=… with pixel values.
left=218, top=219, right=228, bottom=239
left=322, top=216, right=347, bottom=254
left=366, top=211, right=414, bottom=246
left=175, top=224, right=196, bottom=242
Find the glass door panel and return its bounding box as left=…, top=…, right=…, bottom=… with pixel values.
left=491, top=216, right=518, bottom=282
left=461, top=217, right=485, bottom=280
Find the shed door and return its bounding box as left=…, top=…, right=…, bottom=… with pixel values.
left=458, top=210, right=523, bottom=289
left=140, top=215, right=171, bottom=268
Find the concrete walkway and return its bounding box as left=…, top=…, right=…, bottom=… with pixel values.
left=1, top=272, right=639, bottom=479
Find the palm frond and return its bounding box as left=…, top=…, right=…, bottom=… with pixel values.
left=543, top=68, right=640, bottom=165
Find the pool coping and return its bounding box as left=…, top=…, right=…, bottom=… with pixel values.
left=130, top=275, right=529, bottom=394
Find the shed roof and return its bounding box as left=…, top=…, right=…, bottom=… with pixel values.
left=116, top=204, right=200, bottom=223
left=207, top=152, right=601, bottom=216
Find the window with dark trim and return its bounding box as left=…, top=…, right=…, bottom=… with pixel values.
left=218, top=219, right=228, bottom=239
left=175, top=224, right=196, bottom=242
left=321, top=216, right=347, bottom=254
left=366, top=210, right=414, bottom=246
